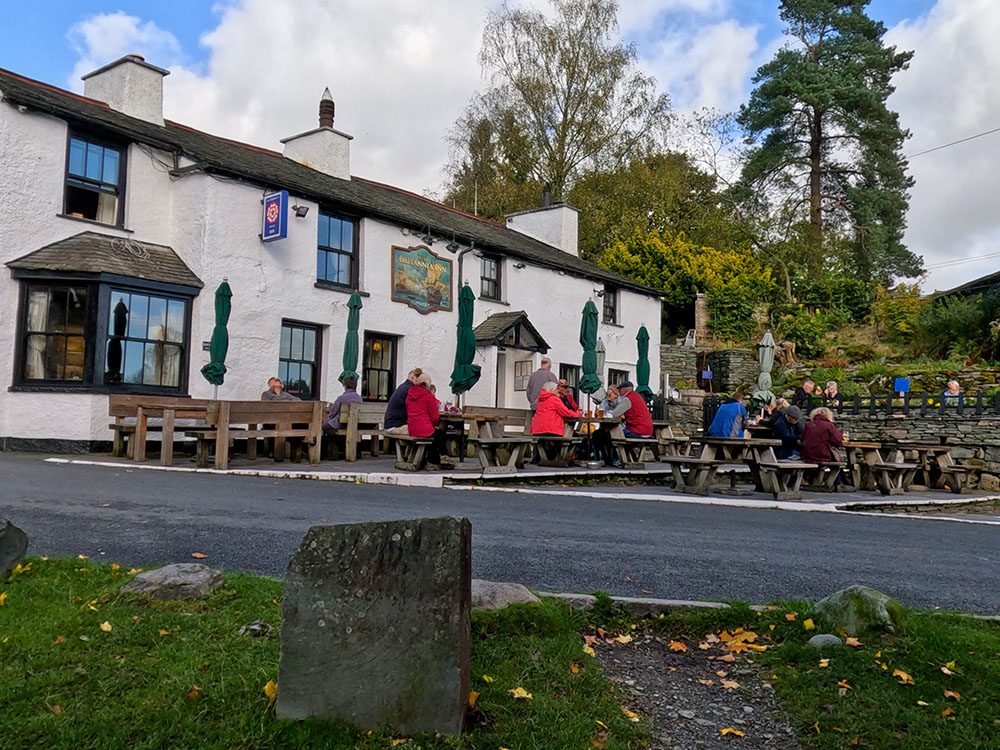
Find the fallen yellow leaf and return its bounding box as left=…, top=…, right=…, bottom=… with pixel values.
left=917, top=700, right=929, bottom=706
left=941, top=666, right=954, bottom=675
left=615, top=634, right=633, bottom=644
left=720, top=727, right=745, bottom=737
left=127, top=568, right=142, bottom=575
left=892, top=669, right=915, bottom=685
left=668, top=641, right=687, bottom=652
left=845, top=637, right=862, bottom=647
left=818, top=658, right=830, bottom=668
left=99, top=621, right=112, bottom=633
left=785, top=612, right=798, bottom=621
left=263, top=680, right=277, bottom=701
left=0, top=592, right=7, bottom=606
left=390, top=740, right=409, bottom=747
left=53, top=635, right=66, bottom=644
left=186, top=685, right=200, bottom=699
left=769, top=624, right=776, bottom=631
left=508, top=687, right=532, bottom=700
left=52, top=705, right=62, bottom=715
left=583, top=645, right=596, bottom=657
left=838, top=680, right=853, bottom=690
left=697, top=679, right=714, bottom=686
left=704, top=633, right=720, bottom=643
left=944, top=689, right=961, bottom=701
left=941, top=707, right=955, bottom=717
left=813, top=721, right=821, bottom=734
left=721, top=680, right=740, bottom=689
left=570, top=663, right=580, bottom=674
left=482, top=675, right=494, bottom=683
left=158, top=629, right=169, bottom=636
left=595, top=720, right=608, bottom=729
left=874, top=651, right=881, bottom=658
left=191, top=552, right=207, bottom=559
left=945, top=660, right=956, bottom=669
left=715, top=670, right=729, bottom=678
left=77, top=554, right=87, bottom=560
left=624, top=709, right=639, bottom=720
left=717, top=652, right=736, bottom=663
left=468, top=691, right=479, bottom=708
left=803, top=618, right=816, bottom=631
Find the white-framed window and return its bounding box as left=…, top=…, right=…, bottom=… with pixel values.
left=513, top=359, right=532, bottom=391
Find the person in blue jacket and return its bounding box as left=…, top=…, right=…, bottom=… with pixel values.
left=771, top=405, right=804, bottom=459
left=708, top=392, right=748, bottom=438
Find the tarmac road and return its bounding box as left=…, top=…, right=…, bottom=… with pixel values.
left=2, top=453, right=998, bottom=612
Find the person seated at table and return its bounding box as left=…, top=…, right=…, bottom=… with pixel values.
left=531, top=381, right=581, bottom=436
left=384, top=367, right=422, bottom=435
left=761, top=398, right=790, bottom=431
left=942, top=379, right=963, bottom=406
left=800, top=407, right=844, bottom=464
left=792, top=380, right=815, bottom=408
left=405, top=373, right=452, bottom=469
left=322, top=375, right=363, bottom=434
left=260, top=377, right=299, bottom=401
left=823, top=381, right=841, bottom=407
left=708, top=392, right=748, bottom=438
left=557, top=379, right=579, bottom=411
left=429, top=384, right=443, bottom=412
left=771, top=405, right=803, bottom=459
left=597, top=384, right=622, bottom=414
left=615, top=381, right=654, bottom=438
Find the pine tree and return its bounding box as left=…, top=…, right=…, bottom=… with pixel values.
left=737, top=0, right=921, bottom=283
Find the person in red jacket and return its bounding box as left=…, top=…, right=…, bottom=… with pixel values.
left=800, top=407, right=844, bottom=464
left=531, top=382, right=581, bottom=435
left=616, top=381, right=653, bottom=438
left=405, top=374, right=451, bottom=469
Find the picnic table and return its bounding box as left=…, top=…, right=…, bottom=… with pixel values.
left=882, top=443, right=971, bottom=494
left=463, top=413, right=533, bottom=474
left=108, top=395, right=212, bottom=465
left=840, top=440, right=918, bottom=496
left=693, top=437, right=819, bottom=500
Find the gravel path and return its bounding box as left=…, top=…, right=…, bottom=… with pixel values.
left=596, top=634, right=801, bottom=749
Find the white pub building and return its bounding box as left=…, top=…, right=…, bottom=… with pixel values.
left=0, top=54, right=662, bottom=451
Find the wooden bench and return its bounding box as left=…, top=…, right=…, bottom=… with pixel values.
left=611, top=437, right=659, bottom=469
left=754, top=461, right=819, bottom=500
left=328, top=401, right=388, bottom=461
left=871, top=462, right=919, bottom=496
left=936, top=463, right=974, bottom=494
left=535, top=436, right=579, bottom=467
left=801, top=461, right=847, bottom=492
left=394, top=436, right=434, bottom=471
left=188, top=400, right=323, bottom=470
left=463, top=406, right=533, bottom=437
left=469, top=436, right=535, bottom=475
left=108, top=395, right=212, bottom=465
left=660, top=456, right=723, bottom=495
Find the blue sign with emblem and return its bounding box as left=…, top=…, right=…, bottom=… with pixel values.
left=261, top=190, right=288, bottom=242
left=894, top=377, right=910, bottom=393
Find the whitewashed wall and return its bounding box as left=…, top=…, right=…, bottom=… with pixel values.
left=0, top=94, right=660, bottom=444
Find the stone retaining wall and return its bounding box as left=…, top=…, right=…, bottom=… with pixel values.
left=706, top=349, right=758, bottom=394
left=660, top=345, right=698, bottom=385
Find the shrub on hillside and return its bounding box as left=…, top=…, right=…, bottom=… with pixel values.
left=778, top=309, right=827, bottom=358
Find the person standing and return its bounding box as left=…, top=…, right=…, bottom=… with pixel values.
left=526, top=357, right=558, bottom=413
left=708, top=392, right=748, bottom=438
left=384, top=367, right=422, bottom=433
left=261, top=377, right=299, bottom=401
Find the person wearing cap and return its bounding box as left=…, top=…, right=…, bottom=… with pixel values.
left=708, top=392, right=748, bottom=438
left=612, top=381, right=653, bottom=439
left=771, top=405, right=804, bottom=459
left=556, top=379, right=579, bottom=411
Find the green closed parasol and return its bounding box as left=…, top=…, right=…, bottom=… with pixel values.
left=579, top=300, right=602, bottom=394
left=449, top=284, right=481, bottom=395
left=635, top=325, right=654, bottom=399
left=201, top=280, right=232, bottom=392
left=339, top=292, right=363, bottom=380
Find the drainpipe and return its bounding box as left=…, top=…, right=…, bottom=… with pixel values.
left=456, top=244, right=476, bottom=288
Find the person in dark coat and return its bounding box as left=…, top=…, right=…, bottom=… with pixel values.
left=760, top=398, right=790, bottom=433
left=384, top=367, right=421, bottom=431
left=771, top=405, right=803, bottom=459
left=792, top=380, right=816, bottom=408
left=800, top=407, right=844, bottom=464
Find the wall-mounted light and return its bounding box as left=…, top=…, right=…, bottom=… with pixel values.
left=594, top=289, right=605, bottom=297
left=512, top=262, right=526, bottom=270
left=373, top=340, right=382, bottom=352
left=421, top=227, right=435, bottom=245
left=446, top=236, right=461, bottom=253
left=292, top=204, right=309, bottom=218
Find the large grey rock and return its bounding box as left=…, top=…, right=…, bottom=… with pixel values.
left=0, top=519, right=28, bottom=578
left=276, top=518, right=471, bottom=735
left=471, top=579, right=540, bottom=610
left=807, top=634, right=844, bottom=650
left=812, top=585, right=905, bottom=636
left=978, top=473, right=1000, bottom=492
left=121, top=563, right=225, bottom=599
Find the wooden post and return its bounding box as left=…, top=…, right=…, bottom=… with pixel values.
left=346, top=403, right=359, bottom=462
left=160, top=409, right=175, bottom=466
left=215, top=401, right=231, bottom=470
left=309, top=401, right=322, bottom=465
left=134, top=407, right=147, bottom=463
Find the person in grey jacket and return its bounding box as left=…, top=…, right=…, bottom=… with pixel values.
left=526, top=357, right=558, bottom=412
left=260, top=377, right=299, bottom=401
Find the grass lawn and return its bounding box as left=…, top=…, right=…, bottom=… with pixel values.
left=0, top=557, right=646, bottom=749
left=4, top=557, right=1000, bottom=749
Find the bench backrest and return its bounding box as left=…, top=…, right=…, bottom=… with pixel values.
left=463, top=406, right=533, bottom=432
left=109, top=394, right=212, bottom=420
left=342, top=401, right=388, bottom=424
left=206, top=400, right=323, bottom=427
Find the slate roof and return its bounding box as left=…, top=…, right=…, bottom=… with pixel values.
left=6, top=231, right=204, bottom=289
left=0, top=67, right=661, bottom=298
left=473, top=310, right=550, bottom=352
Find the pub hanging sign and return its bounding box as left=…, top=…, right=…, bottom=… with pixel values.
left=261, top=190, right=289, bottom=242
left=391, top=245, right=453, bottom=314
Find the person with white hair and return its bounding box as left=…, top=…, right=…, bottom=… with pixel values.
left=943, top=379, right=962, bottom=406
left=531, top=380, right=581, bottom=436
left=823, top=380, right=840, bottom=407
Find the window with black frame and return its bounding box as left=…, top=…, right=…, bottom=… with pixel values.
left=65, top=135, right=124, bottom=225
left=480, top=255, right=501, bottom=300
left=362, top=333, right=397, bottom=401
left=317, top=212, right=357, bottom=287
left=602, top=286, right=618, bottom=324
left=279, top=322, right=321, bottom=399
left=21, top=285, right=90, bottom=382
left=608, top=368, right=630, bottom=387
left=559, top=364, right=581, bottom=402
left=105, top=290, right=187, bottom=388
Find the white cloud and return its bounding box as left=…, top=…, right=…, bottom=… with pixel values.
left=887, top=0, right=1000, bottom=292
left=68, top=12, right=183, bottom=84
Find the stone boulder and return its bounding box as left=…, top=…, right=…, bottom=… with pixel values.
left=121, top=563, right=225, bottom=600
left=0, top=519, right=28, bottom=578
left=471, top=579, right=540, bottom=610
left=807, top=634, right=844, bottom=650
left=811, top=585, right=904, bottom=636
left=978, top=473, right=1000, bottom=493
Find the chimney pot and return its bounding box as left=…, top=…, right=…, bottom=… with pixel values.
left=319, top=87, right=335, bottom=128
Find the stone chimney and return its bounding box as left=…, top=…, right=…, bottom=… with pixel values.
left=505, top=191, right=579, bottom=256
left=281, top=88, right=352, bottom=180
left=82, top=54, right=169, bottom=126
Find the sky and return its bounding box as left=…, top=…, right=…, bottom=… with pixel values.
left=0, top=0, right=994, bottom=294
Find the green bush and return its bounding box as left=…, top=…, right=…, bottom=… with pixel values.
left=778, top=309, right=827, bottom=358
left=913, top=293, right=993, bottom=357
left=707, top=289, right=757, bottom=341
left=856, top=360, right=891, bottom=382
left=796, top=275, right=875, bottom=323
left=874, top=284, right=924, bottom=342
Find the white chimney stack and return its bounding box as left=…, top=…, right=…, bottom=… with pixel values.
left=82, top=54, right=169, bottom=126
left=281, top=88, right=352, bottom=180
left=505, top=202, right=580, bottom=257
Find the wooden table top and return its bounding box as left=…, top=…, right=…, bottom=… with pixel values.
left=698, top=437, right=782, bottom=446
left=841, top=440, right=883, bottom=449
left=882, top=443, right=950, bottom=452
